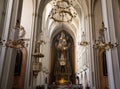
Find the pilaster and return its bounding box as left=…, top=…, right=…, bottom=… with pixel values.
left=0, top=0, right=14, bottom=86
left=0, top=0, right=20, bottom=88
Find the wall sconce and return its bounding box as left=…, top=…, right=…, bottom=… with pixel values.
left=93, top=41, right=118, bottom=50
left=79, top=32, right=89, bottom=46
left=93, top=22, right=119, bottom=50
left=37, top=40, right=46, bottom=45
left=5, top=39, right=29, bottom=48
left=32, top=40, right=45, bottom=77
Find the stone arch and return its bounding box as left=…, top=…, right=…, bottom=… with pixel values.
left=50, top=24, right=76, bottom=43
left=97, top=49, right=109, bottom=89
left=12, top=48, right=27, bottom=89
left=41, top=0, right=83, bottom=40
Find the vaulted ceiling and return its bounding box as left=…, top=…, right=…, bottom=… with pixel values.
left=33, top=0, right=97, bottom=41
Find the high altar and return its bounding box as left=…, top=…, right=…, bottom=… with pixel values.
left=54, top=32, right=72, bottom=84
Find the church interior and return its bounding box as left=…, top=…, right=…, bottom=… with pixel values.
left=0, top=0, right=120, bottom=89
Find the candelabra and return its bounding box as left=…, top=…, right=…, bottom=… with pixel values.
left=0, top=21, right=27, bottom=48
left=5, top=39, right=29, bottom=48
left=32, top=40, right=45, bottom=77
left=0, top=38, right=29, bottom=48
left=93, top=22, right=119, bottom=50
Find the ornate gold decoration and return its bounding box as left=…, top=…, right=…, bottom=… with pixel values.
left=56, top=32, right=70, bottom=50
left=58, top=78, right=67, bottom=84
left=93, top=22, right=119, bottom=50
left=37, top=40, right=46, bottom=45
left=5, top=39, right=29, bottom=48
left=54, top=32, right=72, bottom=83
left=49, top=0, right=77, bottom=22
left=3, top=20, right=27, bottom=48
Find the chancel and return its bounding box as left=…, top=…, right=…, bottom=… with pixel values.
left=54, top=31, right=72, bottom=84
left=0, top=0, right=120, bottom=89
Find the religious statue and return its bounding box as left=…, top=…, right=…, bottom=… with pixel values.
left=59, top=53, right=66, bottom=66
left=56, top=32, right=70, bottom=51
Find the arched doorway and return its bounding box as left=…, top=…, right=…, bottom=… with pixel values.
left=50, top=30, right=75, bottom=84
left=12, top=48, right=27, bottom=89
left=97, top=50, right=109, bottom=89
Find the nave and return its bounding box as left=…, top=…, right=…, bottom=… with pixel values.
left=0, top=0, right=120, bottom=89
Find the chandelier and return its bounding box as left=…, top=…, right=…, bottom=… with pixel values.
left=79, top=32, right=89, bottom=46
left=93, top=22, right=119, bottom=50
left=49, top=0, right=77, bottom=22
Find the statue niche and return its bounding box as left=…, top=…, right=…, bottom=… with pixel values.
left=54, top=31, right=72, bottom=84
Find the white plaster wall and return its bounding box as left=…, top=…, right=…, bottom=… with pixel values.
left=21, top=0, right=33, bottom=38
left=94, top=0, right=102, bottom=40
